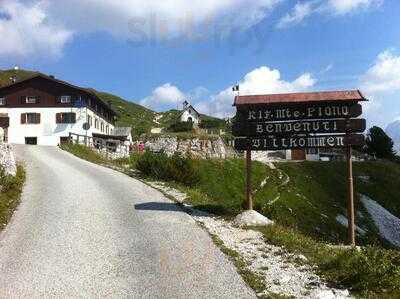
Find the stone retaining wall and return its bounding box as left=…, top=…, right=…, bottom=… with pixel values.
left=144, top=136, right=235, bottom=159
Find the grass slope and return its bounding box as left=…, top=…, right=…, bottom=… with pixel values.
left=0, top=166, right=25, bottom=230
left=0, top=69, right=38, bottom=87
left=93, top=91, right=156, bottom=136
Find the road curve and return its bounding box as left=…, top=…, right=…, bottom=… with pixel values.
left=0, top=145, right=254, bottom=298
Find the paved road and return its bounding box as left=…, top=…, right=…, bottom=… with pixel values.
left=0, top=145, right=254, bottom=298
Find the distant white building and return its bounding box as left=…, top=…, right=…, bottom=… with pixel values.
left=179, top=101, right=200, bottom=126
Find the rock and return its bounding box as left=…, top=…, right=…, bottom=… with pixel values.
left=0, top=144, right=17, bottom=176
left=233, top=210, right=274, bottom=227
left=144, top=136, right=233, bottom=159
left=311, top=290, right=336, bottom=299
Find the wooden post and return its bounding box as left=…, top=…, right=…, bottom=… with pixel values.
left=347, top=145, right=356, bottom=246
left=246, top=148, right=253, bottom=210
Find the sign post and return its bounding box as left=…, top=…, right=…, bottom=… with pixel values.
left=246, top=148, right=253, bottom=210
left=233, top=90, right=368, bottom=245
left=347, top=144, right=356, bottom=246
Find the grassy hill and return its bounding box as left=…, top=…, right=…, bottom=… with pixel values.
left=0, top=69, right=38, bottom=87
left=0, top=69, right=227, bottom=136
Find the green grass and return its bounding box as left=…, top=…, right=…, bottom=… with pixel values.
left=0, top=166, right=25, bottom=230
left=260, top=225, right=400, bottom=298
left=0, top=69, right=38, bottom=87
left=60, top=143, right=108, bottom=165
left=93, top=91, right=156, bottom=136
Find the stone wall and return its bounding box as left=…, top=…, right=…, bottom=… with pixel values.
left=144, top=136, right=235, bottom=159
left=0, top=144, right=17, bottom=176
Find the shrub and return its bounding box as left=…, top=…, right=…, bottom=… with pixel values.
left=168, top=121, right=193, bottom=132
left=136, top=151, right=199, bottom=186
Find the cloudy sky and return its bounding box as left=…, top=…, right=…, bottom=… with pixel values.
left=0, top=0, right=399, bottom=128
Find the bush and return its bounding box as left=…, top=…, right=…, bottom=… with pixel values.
left=168, top=121, right=193, bottom=132
left=136, top=151, right=199, bottom=186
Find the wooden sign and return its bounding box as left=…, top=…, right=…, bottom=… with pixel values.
left=232, top=118, right=366, bottom=136
left=235, top=103, right=362, bottom=122
left=234, top=134, right=365, bottom=151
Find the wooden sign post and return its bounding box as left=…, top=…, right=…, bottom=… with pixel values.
left=233, top=90, right=367, bottom=246
left=246, top=148, right=253, bottom=210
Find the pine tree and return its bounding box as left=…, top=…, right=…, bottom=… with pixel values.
left=365, top=126, right=396, bottom=159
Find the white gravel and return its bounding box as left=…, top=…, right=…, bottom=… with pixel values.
left=0, top=145, right=255, bottom=298
left=153, top=183, right=351, bottom=298
left=361, top=194, right=400, bottom=247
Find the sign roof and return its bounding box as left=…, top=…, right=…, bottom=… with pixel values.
left=233, top=90, right=367, bottom=106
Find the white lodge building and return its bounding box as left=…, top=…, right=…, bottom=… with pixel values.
left=0, top=74, right=117, bottom=146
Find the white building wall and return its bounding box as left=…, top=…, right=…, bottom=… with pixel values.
left=0, top=107, right=114, bottom=146
left=180, top=108, right=200, bottom=125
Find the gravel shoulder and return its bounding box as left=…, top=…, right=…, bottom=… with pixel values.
left=0, top=145, right=254, bottom=298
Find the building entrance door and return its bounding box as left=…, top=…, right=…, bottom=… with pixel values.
left=25, top=137, right=38, bottom=145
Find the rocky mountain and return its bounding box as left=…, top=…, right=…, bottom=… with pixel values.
left=386, top=120, right=400, bottom=153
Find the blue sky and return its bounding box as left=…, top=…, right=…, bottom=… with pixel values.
left=0, top=0, right=399, bottom=128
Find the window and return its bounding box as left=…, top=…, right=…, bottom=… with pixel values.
left=0, top=97, right=5, bottom=106
left=100, top=122, right=104, bottom=132
left=21, top=113, right=40, bottom=124
left=106, top=125, right=109, bottom=135
left=87, top=115, right=92, bottom=126
left=56, top=113, right=76, bottom=124
left=95, top=118, right=99, bottom=129
left=60, top=95, right=72, bottom=104
left=25, top=96, right=38, bottom=104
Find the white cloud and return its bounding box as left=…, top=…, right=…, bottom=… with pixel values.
left=140, top=83, right=186, bottom=111
left=0, top=0, right=72, bottom=58
left=44, top=0, right=281, bottom=39
left=327, top=0, right=382, bottom=15
left=361, top=50, right=400, bottom=93
left=358, top=49, right=400, bottom=128
left=0, top=0, right=282, bottom=58
left=196, top=66, right=316, bottom=118
left=276, top=2, right=314, bottom=28
left=277, top=0, right=382, bottom=28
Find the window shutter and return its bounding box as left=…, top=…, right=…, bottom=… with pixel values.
left=36, top=97, right=41, bottom=104
left=21, top=113, right=26, bottom=124
left=71, top=113, right=76, bottom=123
left=56, top=113, right=61, bottom=123
left=36, top=113, right=41, bottom=124
left=21, top=96, right=25, bottom=104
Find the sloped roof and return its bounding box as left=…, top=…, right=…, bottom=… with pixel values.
left=179, top=104, right=200, bottom=118
left=233, top=90, right=367, bottom=106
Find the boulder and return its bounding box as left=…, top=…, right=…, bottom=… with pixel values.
left=233, top=210, right=274, bottom=227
